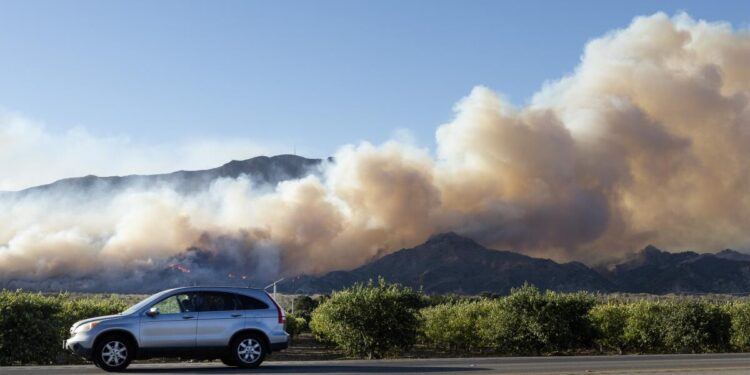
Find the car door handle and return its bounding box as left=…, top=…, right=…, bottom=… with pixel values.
left=182, top=315, right=195, bottom=319
left=231, top=313, right=242, bottom=318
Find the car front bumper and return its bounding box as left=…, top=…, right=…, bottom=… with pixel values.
left=63, top=332, right=94, bottom=360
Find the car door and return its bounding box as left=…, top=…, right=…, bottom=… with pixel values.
left=139, top=292, right=197, bottom=349
left=236, top=293, right=273, bottom=331
left=195, top=292, right=246, bottom=347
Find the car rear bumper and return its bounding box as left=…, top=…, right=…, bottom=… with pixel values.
left=269, top=331, right=290, bottom=352
left=270, top=340, right=289, bottom=351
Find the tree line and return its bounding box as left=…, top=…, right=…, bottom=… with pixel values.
left=3, top=282, right=750, bottom=364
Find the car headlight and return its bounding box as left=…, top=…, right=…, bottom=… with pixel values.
left=74, top=321, right=101, bottom=334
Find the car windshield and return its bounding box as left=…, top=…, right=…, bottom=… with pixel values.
left=121, top=289, right=176, bottom=315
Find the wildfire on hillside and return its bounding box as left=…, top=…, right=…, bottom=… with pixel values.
left=168, top=264, right=192, bottom=273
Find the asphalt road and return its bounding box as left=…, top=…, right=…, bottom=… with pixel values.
left=3, top=354, right=750, bottom=375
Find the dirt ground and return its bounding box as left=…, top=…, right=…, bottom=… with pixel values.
left=268, top=334, right=346, bottom=361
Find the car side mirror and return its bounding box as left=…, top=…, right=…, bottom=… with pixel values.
left=146, top=307, right=160, bottom=317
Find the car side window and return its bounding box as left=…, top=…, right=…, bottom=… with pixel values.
left=196, top=292, right=239, bottom=312
left=152, top=296, right=180, bottom=314
left=177, top=293, right=197, bottom=312
left=151, top=293, right=195, bottom=314
left=235, top=294, right=269, bottom=310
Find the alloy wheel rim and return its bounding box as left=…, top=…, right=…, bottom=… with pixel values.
left=101, top=340, right=127, bottom=367
left=237, top=338, right=261, bottom=363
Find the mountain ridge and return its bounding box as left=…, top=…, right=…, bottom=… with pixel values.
left=601, top=245, right=750, bottom=294
left=280, top=232, right=750, bottom=295
left=280, top=232, right=618, bottom=294
left=5, top=154, right=325, bottom=196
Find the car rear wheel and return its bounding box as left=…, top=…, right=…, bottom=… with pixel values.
left=93, top=334, right=134, bottom=372
left=230, top=333, right=266, bottom=369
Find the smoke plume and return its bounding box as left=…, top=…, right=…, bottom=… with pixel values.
left=0, top=111, right=272, bottom=191
left=3, top=13, right=750, bottom=290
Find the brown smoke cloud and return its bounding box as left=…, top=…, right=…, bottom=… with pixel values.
left=2, top=13, right=750, bottom=289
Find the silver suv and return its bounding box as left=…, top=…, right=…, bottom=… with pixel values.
left=64, top=286, right=289, bottom=371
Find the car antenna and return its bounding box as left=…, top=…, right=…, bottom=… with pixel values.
left=264, top=278, right=285, bottom=300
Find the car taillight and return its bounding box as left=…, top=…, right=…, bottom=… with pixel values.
left=266, top=292, right=285, bottom=324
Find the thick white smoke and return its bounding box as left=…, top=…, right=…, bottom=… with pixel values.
left=2, top=13, right=750, bottom=289
left=0, top=111, right=272, bottom=191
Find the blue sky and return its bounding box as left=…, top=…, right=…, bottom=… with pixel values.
left=2, top=0, right=749, bottom=159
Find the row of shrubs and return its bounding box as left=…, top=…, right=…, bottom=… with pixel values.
left=308, top=280, right=750, bottom=358
left=421, top=290, right=750, bottom=355
left=3, top=283, right=750, bottom=364
left=0, top=290, right=129, bottom=365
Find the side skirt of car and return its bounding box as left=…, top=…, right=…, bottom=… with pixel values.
left=135, top=346, right=274, bottom=360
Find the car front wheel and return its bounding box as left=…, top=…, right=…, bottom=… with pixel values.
left=230, top=333, right=266, bottom=369
left=93, top=335, right=134, bottom=372
left=220, top=355, right=238, bottom=367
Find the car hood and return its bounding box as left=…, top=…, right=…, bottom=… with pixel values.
left=72, top=314, right=122, bottom=330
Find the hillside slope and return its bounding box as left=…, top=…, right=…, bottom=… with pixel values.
left=281, top=232, right=617, bottom=294
left=602, top=245, right=750, bottom=293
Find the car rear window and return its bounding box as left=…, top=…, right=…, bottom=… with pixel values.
left=193, top=291, right=269, bottom=311
left=236, top=294, right=269, bottom=310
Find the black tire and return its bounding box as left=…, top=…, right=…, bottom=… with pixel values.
left=93, top=334, right=134, bottom=372
left=220, top=355, right=238, bottom=367
left=229, top=333, right=266, bottom=369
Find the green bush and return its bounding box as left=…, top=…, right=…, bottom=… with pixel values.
left=661, top=300, right=730, bottom=353
left=476, top=285, right=596, bottom=355
left=544, top=291, right=597, bottom=351
left=476, top=299, right=526, bottom=353
left=0, top=291, right=62, bottom=365
left=285, top=314, right=308, bottom=337
left=0, top=290, right=130, bottom=365
left=291, top=295, right=318, bottom=322
left=622, top=300, right=666, bottom=353
left=420, top=294, right=480, bottom=308
left=727, top=301, right=750, bottom=351
left=310, top=278, right=421, bottom=359
left=590, top=303, right=629, bottom=353
left=421, top=300, right=492, bottom=351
